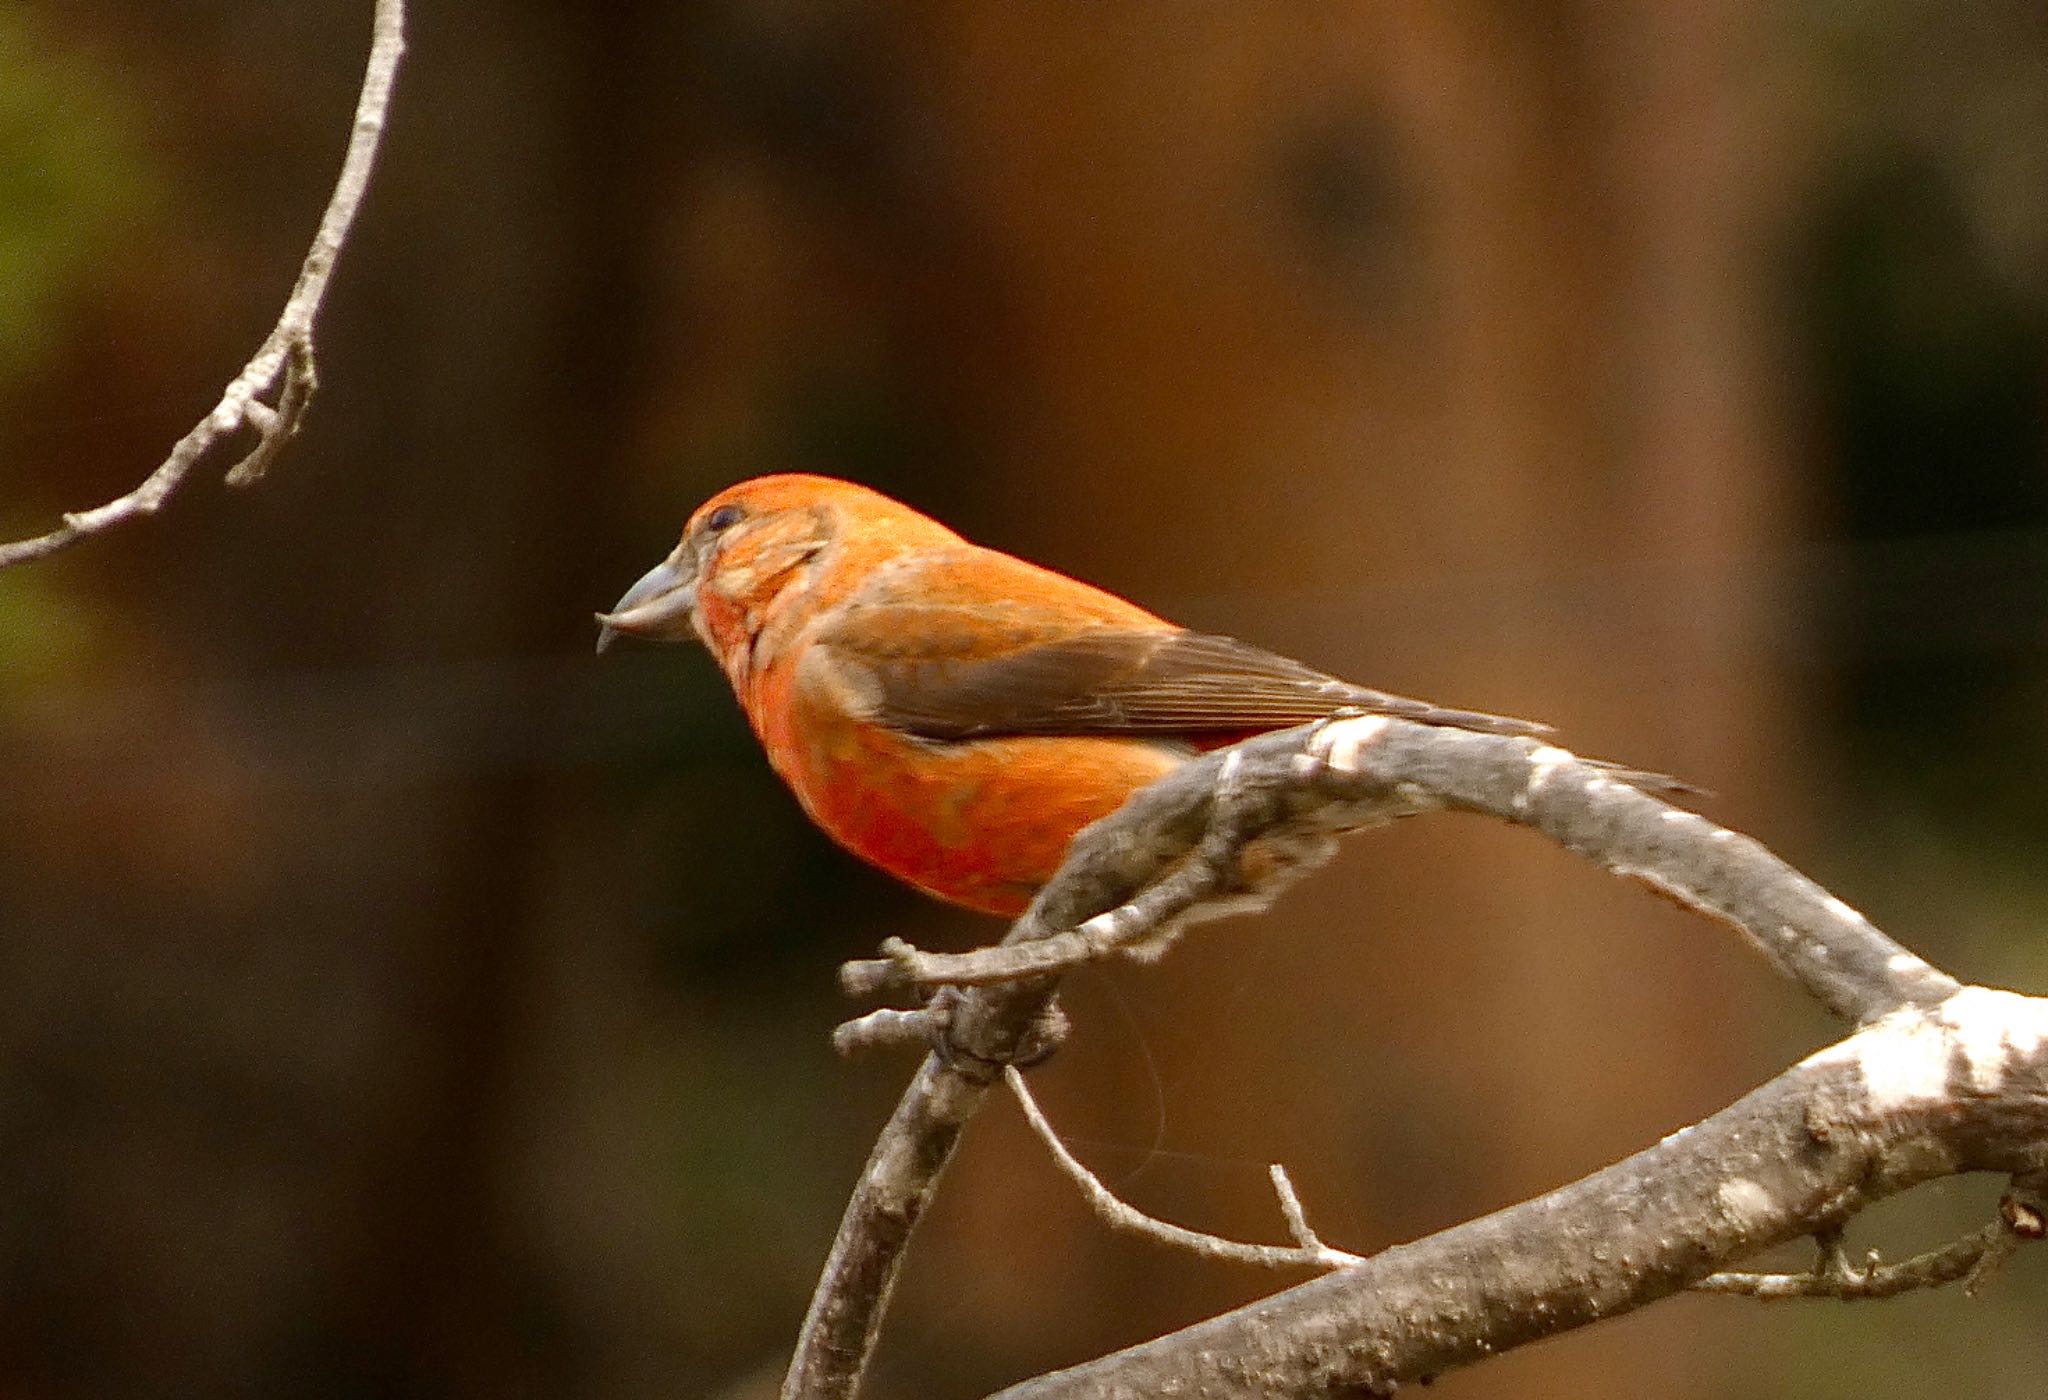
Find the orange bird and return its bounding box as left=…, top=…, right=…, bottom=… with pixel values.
left=597, top=474, right=1551, bottom=917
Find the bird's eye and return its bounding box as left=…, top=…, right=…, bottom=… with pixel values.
left=704, top=504, right=744, bottom=534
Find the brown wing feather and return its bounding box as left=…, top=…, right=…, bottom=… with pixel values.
left=810, top=545, right=1551, bottom=741
left=843, top=626, right=1551, bottom=741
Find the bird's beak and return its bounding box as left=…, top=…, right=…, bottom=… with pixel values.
left=595, top=555, right=699, bottom=654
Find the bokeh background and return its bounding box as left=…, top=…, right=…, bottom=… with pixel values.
left=4, top=3, right=2047, bottom=1397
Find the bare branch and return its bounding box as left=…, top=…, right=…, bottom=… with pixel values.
left=790, top=716, right=1977, bottom=1398
left=988, top=990, right=2048, bottom=1398
left=1005, top=1067, right=1363, bottom=1272
left=0, top=0, right=406, bottom=570
left=1698, top=1224, right=2009, bottom=1300
left=846, top=717, right=1959, bottom=1024
left=1697, top=1181, right=2046, bottom=1300
left=780, top=1055, right=995, bottom=1400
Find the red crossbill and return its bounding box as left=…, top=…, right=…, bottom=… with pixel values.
left=597, top=474, right=1551, bottom=917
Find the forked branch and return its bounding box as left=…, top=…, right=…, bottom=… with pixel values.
left=1696, top=1186, right=2047, bottom=1301
left=1005, top=1066, right=1363, bottom=1273
left=0, top=0, right=406, bottom=570
left=786, top=716, right=2027, bottom=1400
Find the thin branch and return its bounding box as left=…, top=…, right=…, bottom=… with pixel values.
left=780, top=1055, right=998, bottom=1400
left=1268, top=1164, right=1340, bottom=1257
left=1697, top=1183, right=2048, bottom=1300
left=0, top=0, right=406, bottom=570
left=781, top=977, right=1057, bottom=1397
left=1005, top=1067, right=1363, bottom=1272
left=1696, top=1223, right=2010, bottom=1300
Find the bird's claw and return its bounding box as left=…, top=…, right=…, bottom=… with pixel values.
left=922, top=987, right=1069, bottom=1075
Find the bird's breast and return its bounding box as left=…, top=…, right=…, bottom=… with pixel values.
left=750, top=653, right=1186, bottom=915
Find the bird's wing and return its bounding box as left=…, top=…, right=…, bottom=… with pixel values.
left=857, top=625, right=1550, bottom=739
left=811, top=550, right=1550, bottom=741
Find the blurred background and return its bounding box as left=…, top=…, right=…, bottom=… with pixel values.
left=3, top=2, right=2046, bottom=1396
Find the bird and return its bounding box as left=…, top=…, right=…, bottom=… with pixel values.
left=597, top=473, right=1568, bottom=918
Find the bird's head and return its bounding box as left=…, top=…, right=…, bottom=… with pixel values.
left=595, top=473, right=955, bottom=660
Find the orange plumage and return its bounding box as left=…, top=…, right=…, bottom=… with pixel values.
left=598, top=474, right=1549, bottom=916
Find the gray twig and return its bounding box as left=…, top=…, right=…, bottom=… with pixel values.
left=0, top=0, right=406, bottom=570
left=1697, top=1181, right=2048, bottom=1300
left=1005, top=1067, right=1363, bottom=1272
left=1698, top=1224, right=2008, bottom=1300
